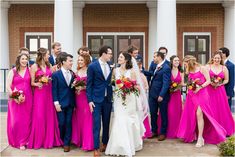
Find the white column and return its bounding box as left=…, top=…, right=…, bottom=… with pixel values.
left=73, top=2, right=85, bottom=69
left=156, top=0, right=177, bottom=59
left=0, top=2, right=10, bottom=92
left=147, top=2, right=157, bottom=66
left=54, top=0, right=73, bottom=55
left=0, top=2, right=10, bottom=69
left=223, top=2, right=235, bottom=63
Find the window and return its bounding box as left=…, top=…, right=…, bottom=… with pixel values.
left=25, top=33, right=52, bottom=61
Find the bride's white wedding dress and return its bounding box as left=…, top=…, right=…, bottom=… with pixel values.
left=105, top=68, right=144, bottom=157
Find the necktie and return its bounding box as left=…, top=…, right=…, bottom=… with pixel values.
left=103, top=63, right=108, bottom=79
left=65, top=71, right=70, bottom=86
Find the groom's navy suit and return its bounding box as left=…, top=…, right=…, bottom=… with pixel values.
left=87, top=60, right=113, bottom=149
left=149, top=61, right=171, bottom=135
left=52, top=69, right=75, bottom=146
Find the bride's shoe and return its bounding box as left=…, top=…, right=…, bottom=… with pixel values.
left=195, top=137, right=204, bottom=148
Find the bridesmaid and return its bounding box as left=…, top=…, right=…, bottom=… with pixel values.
left=28, top=48, right=62, bottom=149
left=206, top=51, right=235, bottom=136
left=6, top=53, right=33, bottom=150
left=71, top=54, right=94, bottom=150
left=167, top=55, right=183, bottom=138
left=177, top=55, right=226, bottom=147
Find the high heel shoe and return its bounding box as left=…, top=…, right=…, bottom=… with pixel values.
left=195, top=137, right=204, bottom=148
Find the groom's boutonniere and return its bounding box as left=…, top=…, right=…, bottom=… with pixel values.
left=157, top=65, right=163, bottom=71
left=110, top=64, right=115, bottom=71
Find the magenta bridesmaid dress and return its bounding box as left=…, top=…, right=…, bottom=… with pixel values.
left=7, top=68, right=33, bottom=148
left=71, top=75, right=94, bottom=151
left=167, top=71, right=182, bottom=138
left=177, top=70, right=227, bottom=144
left=207, top=67, right=235, bottom=136
left=27, top=66, right=62, bottom=149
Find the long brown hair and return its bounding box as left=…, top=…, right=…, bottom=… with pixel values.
left=183, top=55, right=200, bottom=74
left=77, top=54, right=91, bottom=70
left=208, top=51, right=224, bottom=65
left=36, top=48, right=50, bottom=68
left=15, top=53, right=29, bottom=72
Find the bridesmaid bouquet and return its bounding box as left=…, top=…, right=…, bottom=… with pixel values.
left=35, top=74, right=52, bottom=86
left=71, top=77, right=87, bottom=94
left=187, top=78, right=202, bottom=91
left=211, top=76, right=224, bottom=88
left=169, top=82, right=181, bottom=93
left=114, top=76, right=140, bottom=106
left=10, top=88, right=25, bottom=104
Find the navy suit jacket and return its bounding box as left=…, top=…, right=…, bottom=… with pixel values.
left=86, top=60, right=113, bottom=104
left=225, top=60, right=235, bottom=97
left=52, top=70, right=75, bottom=108
left=149, top=61, right=171, bottom=99
left=49, top=55, right=55, bottom=66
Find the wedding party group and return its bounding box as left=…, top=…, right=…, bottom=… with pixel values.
left=6, top=41, right=235, bottom=157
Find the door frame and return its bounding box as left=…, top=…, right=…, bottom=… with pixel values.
left=86, top=32, right=145, bottom=65
left=183, top=32, right=211, bottom=61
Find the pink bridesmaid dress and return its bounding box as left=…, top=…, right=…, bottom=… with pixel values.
left=71, top=75, right=94, bottom=150
left=207, top=66, right=235, bottom=136
left=177, top=70, right=227, bottom=144
left=167, top=71, right=182, bottom=138
left=27, top=66, right=62, bottom=149
left=7, top=68, right=33, bottom=148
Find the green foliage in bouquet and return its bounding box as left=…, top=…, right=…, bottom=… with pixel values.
left=218, top=136, right=235, bottom=156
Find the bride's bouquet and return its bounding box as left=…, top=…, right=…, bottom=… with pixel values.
left=114, top=76, right=140, bottom=106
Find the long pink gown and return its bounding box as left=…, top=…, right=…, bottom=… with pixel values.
left=71, top=75, right=94, bottom=150
left=207, top=67, right=235, bottom=136
left=7, top=68, right=33, bottom=148
left=177, top=70, right=227, bottom=144
left=167, top=71, right=182, bottom=138
left=27, top=66, right=62, bottom=149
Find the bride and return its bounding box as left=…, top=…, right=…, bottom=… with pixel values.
left=105, top=52, right=145, bottom=157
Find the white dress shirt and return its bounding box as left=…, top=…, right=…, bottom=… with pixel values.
left=99, top=59, right=110, bottom=79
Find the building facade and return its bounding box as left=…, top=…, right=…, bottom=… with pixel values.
left=0, top=0, right=235, bottom=91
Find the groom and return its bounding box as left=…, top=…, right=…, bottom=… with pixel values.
left=87, top=45, right=113, bottom=157
left=149, top=51, right=171, bottom=141
left=52, top=53, right=75, bottom=152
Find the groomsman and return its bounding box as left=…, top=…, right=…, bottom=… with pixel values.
left=52, top=53, right=75, bottom=152
left=149, top=51, right=171, bottom=141
left=219, top=47, right=235, bottom=109
left=49, top=42, right=61, bottom=66
left=78, top=46, right=97, bottom=62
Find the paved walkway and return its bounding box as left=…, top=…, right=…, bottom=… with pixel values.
left=0, top=112, right=221, bottom=157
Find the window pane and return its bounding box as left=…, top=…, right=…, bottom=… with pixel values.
left=198, top=54, right=206, bottom=65
left=103, top=39, right=113, bottom=48
left=91, top=39, right=101, bottom=52
left=29, top=39, right=38, bottom=51
left=131, top=39, right=140, bottom=50
left=187, top=39, right=195, bottom=52
left=119, top=39, right=129, bottom=52
left=198, top=39, right=206, bottom=51
left=40, top=39, right=48, bottom=49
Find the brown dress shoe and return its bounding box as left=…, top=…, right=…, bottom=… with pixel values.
left=148, top=133, right=158, bottom=139
left=100, top=144, right=107, bottom=152
left=94, top=149, right=100, bottom=157
left=158, top=135, right=166, bottom=141
left=64, top=146, right=70, bottom=152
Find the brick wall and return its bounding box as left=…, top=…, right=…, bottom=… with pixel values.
left=177, top=4, right=224, bottom=60
left=8, top=4, right=54, bottom=66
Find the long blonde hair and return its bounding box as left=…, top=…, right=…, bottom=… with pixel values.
left=208, top=51, right=224, bottom=65
left=183, top=55, right=200, bottom=74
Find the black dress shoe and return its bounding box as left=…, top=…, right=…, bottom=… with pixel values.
left=148, top=133, right=158, bottom=139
